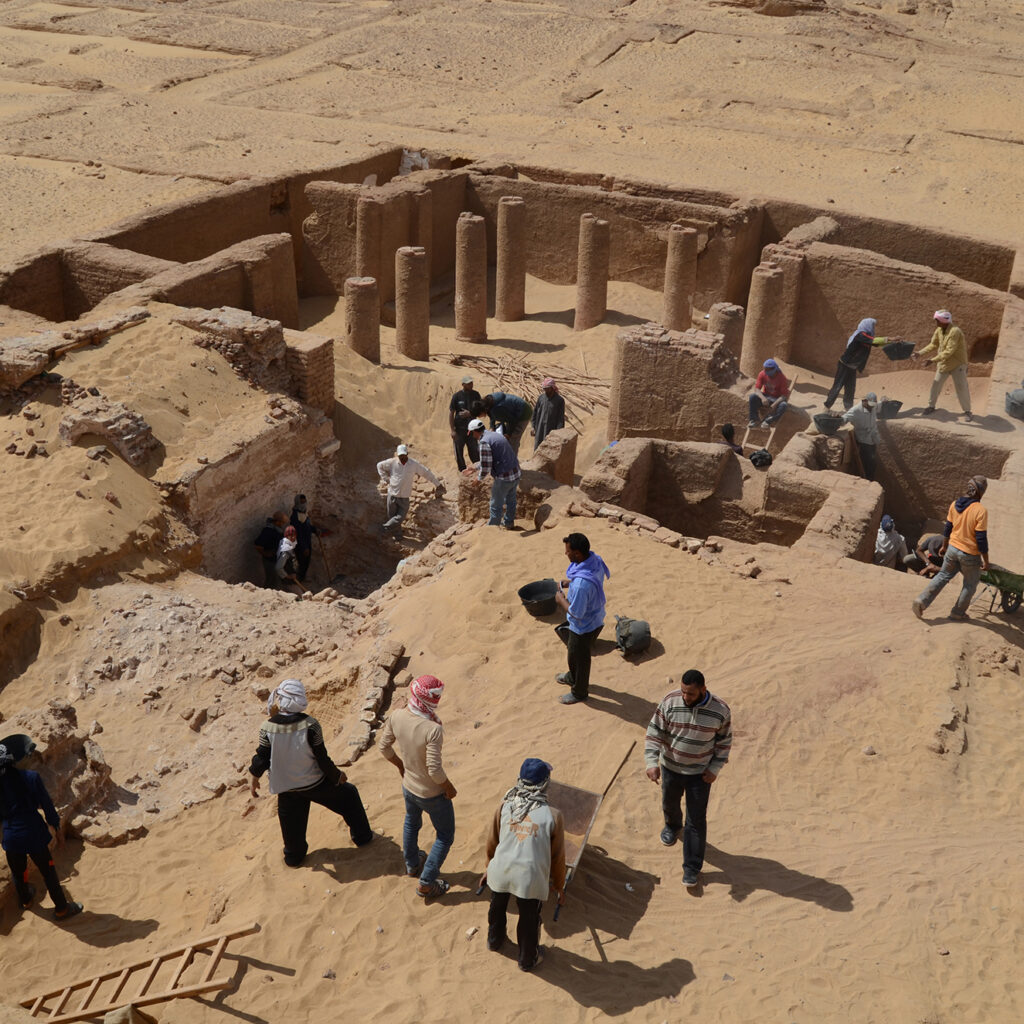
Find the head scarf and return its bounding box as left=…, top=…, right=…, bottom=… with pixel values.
left=848, top=318, right=877, bottom=346
left=966, top=475, right=988, bottom=498
left=566, top=550, right=611, bottom=584
left=267, top=679, right=308, bottom=716
left=503, top=760, right=552, bottom=825
left=881, top=514, right=894, bottom=531
left=934, top=310, right=953, bottom=324
left=278, top=534, right=296, bottom=558
left=409, top=675, right=444, bottom=724
left=540, top=377, right=559, bottom=394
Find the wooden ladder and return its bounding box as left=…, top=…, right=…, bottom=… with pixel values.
left=21, top=921, right=260, bottom=1023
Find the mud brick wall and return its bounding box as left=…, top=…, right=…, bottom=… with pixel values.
left=284, top=329, right=335, bottom=415
left=0, top=248, right=66, bottom=321
left=790, top=243, right=1008, bottom=374
left=61, top=241, right=178, bottom=319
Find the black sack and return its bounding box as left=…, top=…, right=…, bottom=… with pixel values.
left=614, top=615, right=651, bottom=656
left=750, top=448, right=773, bottom=468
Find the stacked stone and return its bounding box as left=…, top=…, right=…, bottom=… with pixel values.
left=58, top=396, right=160, bottom=466
left=284, top=333, right=335, bottom=415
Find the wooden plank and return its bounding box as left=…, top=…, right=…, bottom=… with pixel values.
left=75, top=976, right=102, bottom=1014
left=108, top=967, right=132, bottom=1004
left=167, top=947, right=194, bottom=991
left=47, top=976, right=233, bottom=1024
left=48, top=987, right=73, bottom=1018
left=134, top=958, right=161, bottom=1000
left=201, top=935, right=229, bottom=984
left=28, top=995, right=44, bottom=1015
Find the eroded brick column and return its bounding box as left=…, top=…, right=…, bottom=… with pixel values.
left=708, top=302, right=745, bottom=362
left=573, top=213, right=610, bottom=332
left=455, top=212, right=487, bottom=343
left=395, top=246, right=430, bottom=361
left=662, top=223, right=698, bottom=331
left=739, top=264, right=784, bottom=377
left=495, top=195, right=526, bottom=322
left=345, top=276, right=380, bottom=363
left=355, top=197, right=383, bottom=283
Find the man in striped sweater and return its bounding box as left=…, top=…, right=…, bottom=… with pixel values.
left=645, top=669, right=732, bottom=887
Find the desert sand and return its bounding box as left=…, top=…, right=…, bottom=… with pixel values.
left=1, top=2, right=1023, bottom=1023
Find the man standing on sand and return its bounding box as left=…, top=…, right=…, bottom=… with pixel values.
left=645, top=669, right=732, bottom=887
left=254, top=512, right=288, bottom=589
left=823, top=317, right=895, bottom=412
left=912, top=310, right=972, bottom=421
left=449, top=375, right=482, bottom=471
left=912, top=475, right=990, bottom=621
left=378, top=676, right=456, bottom=900
left=463, top=418, right=521, bottom=530
left=554, top=532, right=611, bottom=706
left=377, top=444, right=445, bottom=537
left=530, top=378, right=566, bottom=450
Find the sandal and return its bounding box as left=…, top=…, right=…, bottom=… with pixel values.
left=20, top=884, right=37, bottom=909
left=407, top=850, right=427, bottom=878
left=54, top=901, right=83, bottom=921
left=417, top=878, right=450, bottom=900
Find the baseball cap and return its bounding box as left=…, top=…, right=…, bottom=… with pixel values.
left=467, top=418, right=485, bottom=431
left=519, top=758, right=552, bottom=784
left=396, top=444, right=408, bottom=455
left=461, top=375, right=473, bottom=384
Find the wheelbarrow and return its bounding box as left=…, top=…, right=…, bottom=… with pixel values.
left=980, top=565, right=1023, bottom=614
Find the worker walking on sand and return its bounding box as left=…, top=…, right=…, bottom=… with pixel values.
left=248, top=679, right=373, bottom=867
left=530, top=378, right=566, bottom=450
left=464, top=418, right=521, bottom=529
left=1, top=739, right=83, bottom=921
left=377, top=444, right=445, bottom=538
left=378, top=676, right=457, bottom=900
left=912, top=475, right=990, bottom=621
left=912, top=310, right=972, bottom=421
left=823, top=318, right=896, bottom=411
left=645, top=669, right=732, bottom=888
left=480, top=758, right=566, bottom=973
left=554, top=532, right=611, bottom=706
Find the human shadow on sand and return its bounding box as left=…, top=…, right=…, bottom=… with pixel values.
left=193, top=947, right=296, bottom=1024
left=701, top=845, right=853, bottom=910
left=308, top=832, right=404, bottom=884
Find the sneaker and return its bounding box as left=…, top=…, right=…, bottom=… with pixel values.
left=417, top=878, right=450, bottom=900
left=760, top=420, right=771, bottom=429
left=519, top=946, right=545, bottom=972
left=487, top=934, right=506, bottom=952
left=964, top=412, right=974, bottom=422
left=922, top=406, right=935, bottom=415
left=555, top=672, right=572, bottom=686
left=660, top=827, right=679, bottom=847
left=683, top=869, right=699, bottom=887
left=20, top=884, right=37, bottom=909
left=54, top=901, right=83, bottom=921
left=949, top=610, right=969, bottom=621
left=911, top=599, right=924, bottom=620
left=559, top=693, right=586, bottom=705
left=747, top=420, right=758, bottom=429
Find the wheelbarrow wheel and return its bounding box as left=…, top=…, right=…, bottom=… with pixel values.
left=1001, top=590, right=1022, bottom=614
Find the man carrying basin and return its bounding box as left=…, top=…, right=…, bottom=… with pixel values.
left=553, top=533, right=611, bottom=706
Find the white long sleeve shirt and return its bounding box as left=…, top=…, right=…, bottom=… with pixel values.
left=842, top=404, right=880, bottom=445
left=377, top=456, right=439, bottom=498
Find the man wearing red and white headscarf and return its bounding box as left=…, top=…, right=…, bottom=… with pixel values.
left=530, top=378, right=566, bottom=450
left=377, top=675, right=457, bottom=899
left=912, top=310, right=972, bottom=421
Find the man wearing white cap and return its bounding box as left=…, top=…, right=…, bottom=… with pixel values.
left=377, top=444, right=445, bottom=536
left=463, top=418, right=521, bottom=529
left=912, top=310, right=972, bottom=421
left=449, top=375, right=482, bottom=471
left=842, top=392, right=881, bottom=480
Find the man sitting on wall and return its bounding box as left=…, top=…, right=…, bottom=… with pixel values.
left=747, top=359, right=790, bottom=429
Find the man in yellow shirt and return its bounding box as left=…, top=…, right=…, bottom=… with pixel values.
left=913, top=310, right=972, bottom=421
left=912, top=476, right=990, bottom=621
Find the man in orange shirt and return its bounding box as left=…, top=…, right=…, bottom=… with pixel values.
left=912, top=476, right=990, bottom=621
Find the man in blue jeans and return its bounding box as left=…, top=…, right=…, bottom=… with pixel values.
left=377, top=675, right=456, bottom=899
left=464, top=418, right=521, bottom=530
left=645, top=669, right=732, bottom=888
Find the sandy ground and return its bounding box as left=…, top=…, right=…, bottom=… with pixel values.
left=2, top=1, right=1024, bottom=1023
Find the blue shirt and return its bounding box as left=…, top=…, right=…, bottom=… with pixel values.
left=567, top=575, right=605, bottom=634
left=1, top=769, right=59, bottom=854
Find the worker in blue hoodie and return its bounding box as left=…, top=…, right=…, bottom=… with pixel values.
left=1, top=739, right=82, bottom=920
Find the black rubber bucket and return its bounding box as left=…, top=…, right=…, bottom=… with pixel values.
left=883, top=340, right=915, bottom=361
left=518, top=579, right=558, bottom=616
left=813, top=413, right=844, bottom=436
left=878, top=399, right=902, bottom=419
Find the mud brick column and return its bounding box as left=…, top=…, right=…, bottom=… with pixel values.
left=495, top=195, right=526, bottom=322
left=573, top=213, right=610, bottom=331
left=356, top=197, right=383, bottom=284
left=345, top=276, right=380, bottom=363
left=708, top=302, right=745, bottom=361
left=395, top=246, right=430, bottom=361
left=455, top=212, right=488, bottom=343
left=662, top=223, right=698, bottom=331
left=740, top=263, right=785, bottom=377
left=413, top=187, right=433, bottom=264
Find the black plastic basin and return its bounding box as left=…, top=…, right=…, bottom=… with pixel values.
left=518, top=578, right=559, bottom=616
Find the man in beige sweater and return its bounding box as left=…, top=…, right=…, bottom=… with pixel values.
left=378, top=675, right=456, bottom=899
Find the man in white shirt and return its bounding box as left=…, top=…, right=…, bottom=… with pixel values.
left=376, top=443, right=444, bottom=535
left=842, top=392, right=881, bottom=481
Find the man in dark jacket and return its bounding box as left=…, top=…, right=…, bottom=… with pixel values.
left=475, top=392, right=533, bottom=453
left=254, top=512, right=287, bottom=589
left=530, top=379, right=566, bottom=450
left=290, top=494, right=319, bottom=584
left=1, top=739, right=82, bottom=919
left=449, top=375, right=482, bottom=471
left=823, top=318, right=895, bottom=411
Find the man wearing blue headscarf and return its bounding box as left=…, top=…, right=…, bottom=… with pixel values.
left=823, top=318, right=895, bottom=411
left=553, top=533, right=611, bottom=706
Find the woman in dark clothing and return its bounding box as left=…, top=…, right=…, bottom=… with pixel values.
left=248, top=679, right=373, bottom=867
left=1, top=738, right=82, bottom=920
left=823, top=318, right=895, bottom=411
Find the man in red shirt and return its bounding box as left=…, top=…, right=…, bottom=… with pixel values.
left=912, top=475, right=990, bottom=621
left=747, top=359, right=791, bottom=428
